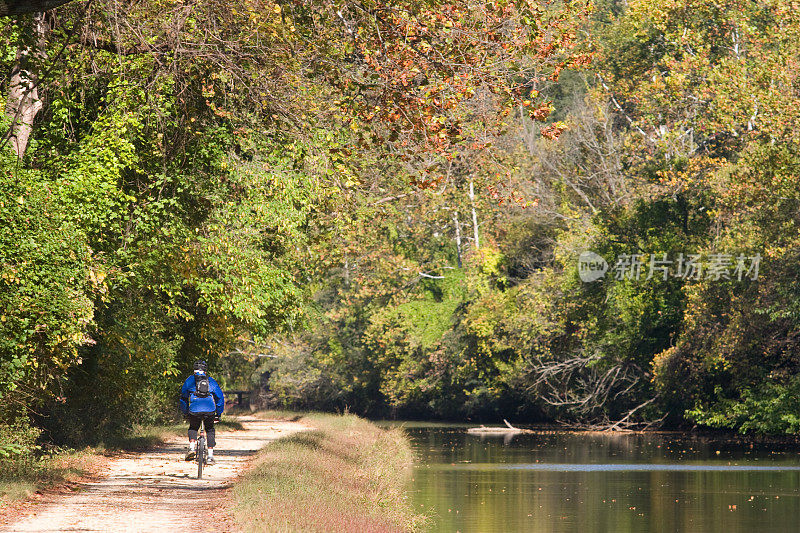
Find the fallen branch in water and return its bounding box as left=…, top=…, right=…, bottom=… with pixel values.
left=467, top=419, right=529, bottom=436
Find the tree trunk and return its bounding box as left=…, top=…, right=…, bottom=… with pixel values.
left=453, top=210, right=462, bottom=268
left=5, top=12, right=46, bottom=160
left=469, top=177, right=480, bottom=250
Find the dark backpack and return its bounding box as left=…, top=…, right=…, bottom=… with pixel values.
left=194, top=374, right=211, bottom=398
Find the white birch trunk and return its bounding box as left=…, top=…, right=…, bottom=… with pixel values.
left=469, top=177, right=480, bottom=250
left=454, top=210, right=462, bottom=268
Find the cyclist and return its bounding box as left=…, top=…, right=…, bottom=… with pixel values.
left=179, top=360, right=225, bottom=465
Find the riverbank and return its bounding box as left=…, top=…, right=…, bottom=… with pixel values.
left=232, top=412, right=428, bottom=532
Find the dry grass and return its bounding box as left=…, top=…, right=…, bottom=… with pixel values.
left=233, top=412, right=428, bottom=532
left=252, top=409, right=307, bottom=422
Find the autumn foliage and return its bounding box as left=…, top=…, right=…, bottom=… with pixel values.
left=4, top=0, right=800, bottom=442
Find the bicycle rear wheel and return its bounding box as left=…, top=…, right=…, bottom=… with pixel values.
left=197, top=435, right=206, bottom=479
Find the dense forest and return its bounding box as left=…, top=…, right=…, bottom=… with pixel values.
left=2, top=0, right=800, bottom=455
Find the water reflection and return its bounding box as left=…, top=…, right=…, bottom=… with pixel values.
left=406, top=427, right=800, bottom=533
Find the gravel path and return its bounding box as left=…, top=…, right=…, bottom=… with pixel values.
left=1, top=416, right=307, bottom=533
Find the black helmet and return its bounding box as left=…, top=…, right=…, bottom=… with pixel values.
left=193, top=360, right=208, bottom=372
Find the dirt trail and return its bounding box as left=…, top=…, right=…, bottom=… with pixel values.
left=1, top=415, right=307, bottom=533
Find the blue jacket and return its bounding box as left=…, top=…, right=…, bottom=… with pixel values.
left=179, top=371, right=224, bottom=416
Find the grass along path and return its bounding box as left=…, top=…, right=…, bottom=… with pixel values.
left=233, top=412, right=428, bottom=532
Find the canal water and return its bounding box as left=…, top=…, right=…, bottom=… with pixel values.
left=402, top=424, right=800, bottom=532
